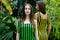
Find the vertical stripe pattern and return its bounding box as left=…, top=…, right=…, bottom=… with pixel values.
left=20, top=24, right=35, bottom=40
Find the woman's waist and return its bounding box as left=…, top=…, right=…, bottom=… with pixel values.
left=38, top=29, right=47, bottom=32
left=38, top=27, right=46, bottom=30
left=38, top=30, right=47, bottom=34
left=20, top=34, right=35, bottom=38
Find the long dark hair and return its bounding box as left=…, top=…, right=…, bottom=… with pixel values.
left=22, top=3, right=33, bottom=20
left=21, top=3, right=35, bottom=26
left=36, top=1, right=46, bottom=14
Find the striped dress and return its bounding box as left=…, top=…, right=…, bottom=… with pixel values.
left=20, top=24, right=35, bottom=40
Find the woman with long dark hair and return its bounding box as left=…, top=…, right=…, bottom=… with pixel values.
left=16, top=3, right=39, bottom=40
left=34, top=1, right=51, bottom=40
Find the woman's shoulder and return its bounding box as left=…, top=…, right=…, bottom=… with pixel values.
left=34, top=12, right=39, bottom=20
left=33, top=19, right=37, bottom=25
left=45, top=12, right=48, bottom=15
left=45, top=13, right=48, bottom=19
left=46, top=13, right=49, bottom=18
left=35, top=12, right=39, bottom=15
left=34, top=19, right=37, bottom=23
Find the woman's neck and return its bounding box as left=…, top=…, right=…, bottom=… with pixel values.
left=26, top=14, right=30, bottom=20
left=24, top=14, right=30, bottom=24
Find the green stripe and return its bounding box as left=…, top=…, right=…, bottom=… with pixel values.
left=20, top=24, right=35, bottom=40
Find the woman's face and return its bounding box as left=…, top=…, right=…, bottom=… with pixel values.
left=25, top=5, right=31, bottom=15
left=36, top=4, right=39, bottom=10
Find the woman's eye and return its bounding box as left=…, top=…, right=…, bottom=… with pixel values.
left=25, top=8, right=27, bottom=10
left=28, top=8, right=31, bottom=10
left=25, top=7, right=31, bottom=10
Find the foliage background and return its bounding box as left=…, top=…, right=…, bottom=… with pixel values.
left=0, top=0, right=60, bottom=40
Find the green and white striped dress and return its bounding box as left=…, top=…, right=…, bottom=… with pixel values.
left=20, top=23, right=35, bottom=40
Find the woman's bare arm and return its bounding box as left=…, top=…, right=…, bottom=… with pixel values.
left=15, top=20, right=20, bottom=40
left=47, top=15, right=51, bottom=36
left=34, top=13, right=38, bottom=20
left=16, top=32, right=20, bottom=40
left=48, top=21, right=51, bottom=36
left=34, top=19, right=39, bottom=40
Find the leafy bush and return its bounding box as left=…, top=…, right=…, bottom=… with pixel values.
left=0, top=0, right=60, bottom=40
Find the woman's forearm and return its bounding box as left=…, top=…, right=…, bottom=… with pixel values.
left=48, top=23, right=51, bottom=36
left=35, top=31, right=39, bottom=40
left=16, top=32, right=20, bottom=40
left=34, top=19, right=39, bottom=40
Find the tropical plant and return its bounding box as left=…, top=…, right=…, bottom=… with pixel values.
left=0, top=0, right=60, bottom=40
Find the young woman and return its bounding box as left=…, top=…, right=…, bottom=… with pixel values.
left=16, top=3, right=39, bottom=40
left=34, top=1, right=51, bottom=40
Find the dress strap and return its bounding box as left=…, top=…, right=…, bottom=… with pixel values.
left=37, top=12, right=41, bottom=25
